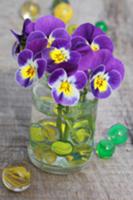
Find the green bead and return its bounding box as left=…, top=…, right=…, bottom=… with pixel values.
left=96, top=139, right=115, bottom=159
left=107, top=124, right=128, bottom=145
left=95, top=21, right=108, bottom=32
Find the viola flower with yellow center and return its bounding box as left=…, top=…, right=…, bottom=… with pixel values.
left=42, top=39, right=81, bottom=75
left=90, top=64, right=123, bottom=99
left=48, top=68, right=87, bottom=106
left=25, top=16, right=71, bottom=57
left=72, top=23, right=114, bottom=70
left=16, top=49, right=46, bottom=87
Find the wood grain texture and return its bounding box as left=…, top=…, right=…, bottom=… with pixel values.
left=0, top=0, right=132, bottom=199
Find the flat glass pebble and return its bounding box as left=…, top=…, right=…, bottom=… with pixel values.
left=71, top=128, right=90, bottom=143
left=2, top=163, right=31, bottom=192
left=95, top=21, right=108, bottom=32
left=107, top=124, right=128, bottom=145
left=19, top=1, right=40, bottom=20
left=96, top=139, right=115, bottom=159
left=51, top=141, right=73, bottom=156
left=42, top=150, right=57, bottom=164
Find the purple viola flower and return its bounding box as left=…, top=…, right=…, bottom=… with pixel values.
left=16, top=49, right=46, bottom=88
left=11, top=19, right=35, bottom=56
left=26, top=15, right=70, bottom=58
left=72, top=23, right=114, bottom=70
left=48, top=68, right=87, bottom=106
left=90, top=50, right=125, bottom=99
left=42, top=39, right=81, bottom=75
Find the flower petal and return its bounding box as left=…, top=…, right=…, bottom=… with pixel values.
left=35, top=59, right=47, bottom=79
left=51, top=28, right=70, bottom=41
left=108, top=70, right=121, bottom=89
left=68, top=71, right=87, bottom=89
left=91, top=65, right=105, bottom=78
left=51, top=38, right=71, bottom=49
left=35, top=15, right=65, bottom=36
left=106, top=56, right=125, bottom=80
left=16, top=69, right=33, bottom=88
left=48, top=68, right=67, bottom=87
left=71, top=36, right=90, bottom=55
left=73, top=23, right=104, bottom=44
left=18, top=49, right=33, bottom=66
left=52, top=87, right=80, bottom=106
left=93, top=35, right=114, bottom=52
left=26, top=31, right=47, bottom=55
left=91, top=79, right=112, bottom=99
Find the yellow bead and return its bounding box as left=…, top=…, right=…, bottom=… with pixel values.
left=19, top=1, right=40, bottom=20
left=53, top=2, right=73, bottom=24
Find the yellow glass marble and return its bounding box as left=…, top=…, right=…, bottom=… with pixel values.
left=2, top=163, right=31, bottom=192
left=19, top=1, right=40, bottom=20
left=53, top=2, right=73, bottom=24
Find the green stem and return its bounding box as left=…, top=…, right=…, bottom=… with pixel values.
left=63, top=107, right=70, bottom=141
left=56, top=104, right=63, bottom=140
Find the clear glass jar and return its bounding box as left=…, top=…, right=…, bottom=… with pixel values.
left=28, top=78, right=98, bottom=174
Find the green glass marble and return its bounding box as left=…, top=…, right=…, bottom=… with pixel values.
left=107, top=124, right=128, bottom=145
left=96, top=139, right=115, bottom=159
left=95, top=21, right=108, bottom=32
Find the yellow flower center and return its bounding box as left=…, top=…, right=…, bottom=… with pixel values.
left=58, top=81, right=72, bottom=96
left=47, top=36, right=55, bottom=48
left=94, top=75, right=108, bottom=92
left=21, top=65, right=36, bottom=80
left=50, top=48, right=70, bottom=64
left=91, top=43, right=100, bottom=52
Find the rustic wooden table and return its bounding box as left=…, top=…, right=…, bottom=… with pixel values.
left=0, top=0, right=132, bottom=199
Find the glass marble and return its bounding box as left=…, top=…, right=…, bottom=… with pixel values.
left=2, top=163, right=31, bottom=192
left=19, top=1, right=40, bottom=20
left=96, top=139, right=116, bottom=159
left=107, top=124, right=128, bottom=145
left=95, top=21, right=108, bottom=32
left=53, top=2, right=73, bottom=23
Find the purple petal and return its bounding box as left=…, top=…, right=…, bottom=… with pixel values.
left=51, top=39, right=71, bottom=49
left=16, top=69, right=33, bottom=88
left=93, top=35, right=114, bottom=52
left=91, top=79, right=112, bottom=99
left=73, top=23, right=104, bottom=44
left=26, top=31, right=47, bottom=55
left=35, top=15, right=65, bottom=36
left=108, top=70, right=121, bottom=89
left=24, top=21, right=35, bottom=36
left=106, top=56, right=125, bottom=80
left=48, top=68, right=67, bottom=87
left=69, top=51, right=81, bottom=65
left=71, top=36, right=90, bottom=55
left=91, top=65, right=105, bottom=78
left=89, top=49, right=113, bottom=70
left=78, top=50, right=94, bottom=71
left=18, top=49, right=33, bottom=66
left=52, top=88, right=79, bottom=106
left=12, top=42, right=20, bottom=58
left=58, top=62, right=78, bottom=76
left=69, top=71, right=87, bottom=89
left=51, top=28, right=70, bottom=41
left=35, top=59, right=46, bottom=79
